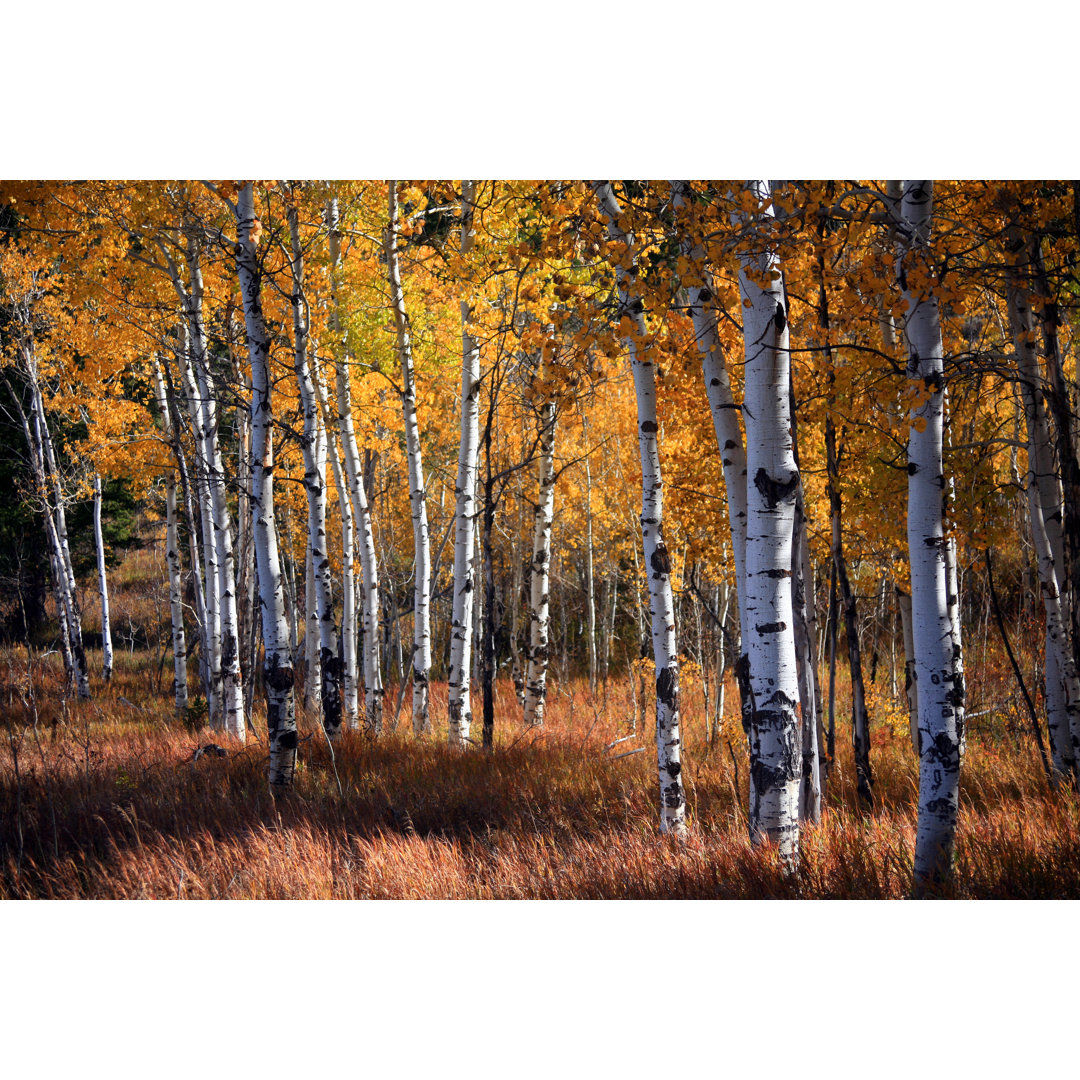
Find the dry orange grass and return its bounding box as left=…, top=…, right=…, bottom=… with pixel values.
left=2, top=637, right=1077, bottom=899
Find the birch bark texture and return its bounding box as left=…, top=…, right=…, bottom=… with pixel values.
left=183, top=233, right=244, bottom=740
left=327, top=197, right=383, bottom=734
left=447, top=180, right=482, bottom=748
left=736, top=180, right=801, bottom=864
left=287, top=194, right=342, bottom=740
left=1005, top=230, right=1080, bottom=784
left=92, top=474, right=114, bottom=682
left=235, top=183, right=296, bottom=788
left=898, top=180, right=965, bottom=888
left=152, top=362, right=189, bottom=716
left=594, top=180, right=686, bottom=836
left=523, top=400, right=556, bottom=726
left=386, top=181, right=433, bottom=735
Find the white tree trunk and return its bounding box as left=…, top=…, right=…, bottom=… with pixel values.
left=582, top=411, right=598, bottom=692
left=177, top=323, right=221, bottom=724
left=316, top=372, right=360, bottom=730
left=30, top=372, right=90, bottom=699
left=327, top=196, right=383, bottom=734
left=386, top=181, right=433, bottom=735
left=161, top=352, right=209, bottom=703
left=236, top=183, right=296, bottom=788
left=594, top=181, right=686, bottom=836
left=736, top=180, right=800, bottom=864
left=672, top=181, right=749, bottom=639
left=184, top=235, right=244, bottom=741
left=92, top=474, right=114, bottom=682
left=524, top=401, right=557, bottom=726
left=304, top=537, right=320, bottom=710
left=152, top=362, right=189, bottom=717
left=288, top=197, right=343, bottom=740
left=1006, top=245, right=1080, bottom=784
left=448, top=180, right=482, bottom=748
left=899, top=180, right=964, bottom=889
left=8, top=369, right=86, bottom=698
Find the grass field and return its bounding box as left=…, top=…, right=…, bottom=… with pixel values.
left=2, top=633, right=1077, bottom=899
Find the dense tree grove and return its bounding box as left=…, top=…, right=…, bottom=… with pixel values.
left=3, top=179, right=1079, bottom=892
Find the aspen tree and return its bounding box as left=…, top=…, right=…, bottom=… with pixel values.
left=182, top=231, right=244, bottom=740
left=523, top=399, right=556, bottom=726
left=152, top=362, right=189, bottom=716
left=327, top=196, right=383, bottom=734
left=448, top=180, right=481, bottom=747
left=92, top=473, right=113, bottom=682
left=736, top=180, right=800, bottom=863
left=287, top=192, right=342, bottom=739
left=898, top=180, right=965, bottom=888
left=386, top=181, right=433, bottom=735
left=1004, top=227, right=1080, bottom=784
left=234, top=182, right=296, bottom=789
left=593, top=180, right=686, bottom=836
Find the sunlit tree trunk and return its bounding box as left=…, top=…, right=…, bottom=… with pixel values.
left=236, top=182, right=295, bottom=789
left=736, top=179, right=800, bottom=864
left=315, top=371, right=359, bottom=729
left=177, top=327, right=221, bottom=724
left=386, top=181, right=432, bottom=735
left=448, top=180, right=481, bottom=747
left=524, top=400, right=556, bottom=726
left=898, top=180, right=964, bottom=890
left=595, top=180, right=686, bottom=836
left=673, top=181, right=749, bottom=650
left=288, top=195, right=342, bottom=740
left=184, top=233, right=244, bottom=741
left=92, top=473, right=114, bottom=682
left=304, top=539, right=320, bottom=710
left=152, top=362, right=189, bottom=717
left=5, top=369, right=86, bottom=697
left=582, top=411, right=598, bottom=692
left=327, top=196, right=382, bottom=734
left=29, top=370, right=90, bottom=699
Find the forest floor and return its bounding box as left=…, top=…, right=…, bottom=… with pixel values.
left=1, top=545, right=1078, bottom=899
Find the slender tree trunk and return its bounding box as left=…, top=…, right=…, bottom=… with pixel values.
left=317, top=377, right=359, bottom=730
left=386, top=181, right=433, bottom=735
left=160, top=355, right=208, bottom=706
left=327, top=197, right=383, bottom=734
left=736, top=180, right=800, bottom=864
left=789, top=386, right=821, bottom=823
left=1005, top=235, right=1080, bottom=784
left=524, top=401, right=557, bottom=726
left=820, top=249, right=872, bottom=807
left=93, top=474, right=114, bottom=682
left=582, top=412, right=598, bottom=692
left=448, top=180, right=482, bottom=747
left=673, top=181, right=750, bottom=729
left=184, top=234, right=244, bottom=741
left=288, top=196, right=342, bottom=740
left=236, top=182, right=296, bottom=790
left=898, top=180, right=964, bottom=890
left=5, top=372, right=85, bottom=698
left=1029, top=236, right=1080, bottom=738
left=594, top=180, right=686, bottom=836
left=29, top=372, right=90, bottom=699
left=177, top=323, right=221, bottom=725
left=152, top=363, right=189, bottom=718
